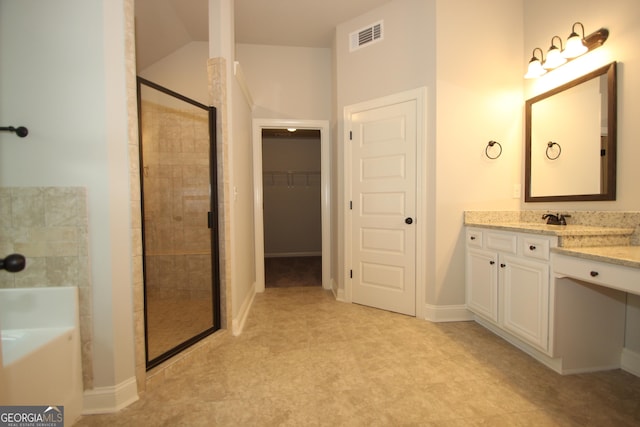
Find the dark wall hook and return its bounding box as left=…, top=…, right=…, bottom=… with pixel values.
left=485, top=140, right=502, bottom=159
left=0, top=126, right=29, bottom=138
left=0, top=253, right=26, bottom=273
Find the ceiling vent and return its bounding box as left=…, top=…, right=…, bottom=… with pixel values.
left=349, top=21, right=383, bottom=52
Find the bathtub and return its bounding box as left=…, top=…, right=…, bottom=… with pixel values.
left=0, top=287, right=83, bottom=426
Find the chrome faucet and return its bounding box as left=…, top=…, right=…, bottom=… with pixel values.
left=542, top=213, right=571, bottom=225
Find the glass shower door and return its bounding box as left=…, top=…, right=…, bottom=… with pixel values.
left=137, top=77, right=220, bottom=369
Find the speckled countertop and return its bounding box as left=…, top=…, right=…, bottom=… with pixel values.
left=464, top=211, right=640, bottom=269
left=463, top=221, right=634, bottom=237
left=552, top=246, right=640, bottom=269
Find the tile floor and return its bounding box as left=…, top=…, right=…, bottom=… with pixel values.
left=77, top=287, right=640, bottom=426
left=265, top=256, right=322, bottom=288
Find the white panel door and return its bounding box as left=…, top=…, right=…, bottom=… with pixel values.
left=349, top=99, right=417, bottom=316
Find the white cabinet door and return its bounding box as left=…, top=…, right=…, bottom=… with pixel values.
left=466, top=248, right=498, bottom=323
left=501, top=254, right=549, bottom=351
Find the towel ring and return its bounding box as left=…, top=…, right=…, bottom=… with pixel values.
left=485, top=140, right=502, bottom=159
left=546, top=141, right=561, bottom=160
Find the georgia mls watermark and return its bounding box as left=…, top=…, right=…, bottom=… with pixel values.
left=0, top=406, right=63, bottom=427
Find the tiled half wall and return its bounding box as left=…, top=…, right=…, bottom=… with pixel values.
left=0, top=187, right=94, bottom=389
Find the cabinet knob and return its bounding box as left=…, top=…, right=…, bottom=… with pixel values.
left=489, top=261, right=495, bottom=265
left=470, top=236, right=476, bottom=240
left=529, top=245, right=536, bottom=251
left=500, top=263, right=506, bottom=268
left=590, top=271, right=599, bottom=277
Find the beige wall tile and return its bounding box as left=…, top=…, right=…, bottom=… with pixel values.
left=1, top=186, right=93, bottom=390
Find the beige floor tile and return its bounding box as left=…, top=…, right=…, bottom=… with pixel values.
left=76, top=287, right=640, bottom=426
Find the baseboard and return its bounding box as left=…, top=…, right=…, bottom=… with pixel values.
left=334, top=283, right=346, bottom=302
left=82, top=376, right=138, bottom=415
left=622, top=348, right=640, bottom=377
left=424, top=304, right=474, bottom=322
left=232, top=282, right=256, bottom=336
left=265, top=251, right=321, bottom=258
left=330, top=279, right=338, bottom=298
left=474, top=316, right=565, bottom=374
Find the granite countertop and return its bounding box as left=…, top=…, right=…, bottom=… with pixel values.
left=552, top=246, right=640, bottom=269
left=464, top=221, right=634, bottom=237
left=464, top=211, right=640, bottom=270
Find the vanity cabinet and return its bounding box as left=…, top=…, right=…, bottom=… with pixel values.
left=501, top=254, right=549, bottom=350
left=465, top=227, right=557, bottom=352
left=466, top=247, right=498, bottom=322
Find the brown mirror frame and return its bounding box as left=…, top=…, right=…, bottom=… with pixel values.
left=525, top=62, right=617, bottom=202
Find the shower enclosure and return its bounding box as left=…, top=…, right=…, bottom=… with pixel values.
left=136, top=77, right=220, bottom=369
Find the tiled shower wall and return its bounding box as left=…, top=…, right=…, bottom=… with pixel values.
left=140, top=100, right=212, bottom=300
left=0, top=186, right=94, bottom=389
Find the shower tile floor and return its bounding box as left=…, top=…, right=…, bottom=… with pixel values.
left=145, top=296, right=214, bottom=359
left=77, top=287, right=640, bottom=426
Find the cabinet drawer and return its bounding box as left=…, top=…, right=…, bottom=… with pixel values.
left=522, top=236, right=550, bottom=261
left=552, top=254, right=640, bottom=295
left=466, top=229, right=483, bottom=248
left=486, top=232, right=517, bottom=254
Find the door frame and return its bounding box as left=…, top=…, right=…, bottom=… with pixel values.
left=252, top=118, right=331, bottom=292
left=343, top=88, right=427, bottom=319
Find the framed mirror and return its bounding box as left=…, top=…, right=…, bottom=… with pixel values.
left=525, top=62, right=617, bottom=202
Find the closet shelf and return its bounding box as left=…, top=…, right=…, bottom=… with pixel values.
left=263, top=170, right=320, bottom=187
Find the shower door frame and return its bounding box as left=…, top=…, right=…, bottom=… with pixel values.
left=136, top=77, right=221, bottom=370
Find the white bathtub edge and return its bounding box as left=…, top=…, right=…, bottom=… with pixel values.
left=82, top=376, right=138, bottom=414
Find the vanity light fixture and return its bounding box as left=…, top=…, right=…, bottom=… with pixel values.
left=563, top=22, right=589, bottom=58
left=524, top=22, right=609, bottom=79
left=287, top=128, right=297, bottom=132
left=524, top=48, right=547, bottom=79
left=543, top=36, right=567, bottom=69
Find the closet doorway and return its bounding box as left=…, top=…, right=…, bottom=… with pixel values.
left=252, top=119, right=331, bottom=293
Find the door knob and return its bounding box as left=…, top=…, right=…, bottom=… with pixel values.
left=405, top=217, right=413, bottom=224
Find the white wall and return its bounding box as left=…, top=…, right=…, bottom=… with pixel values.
left=523, top=0, right=640, bottom=211
left=234, top=42, right=331, bottom=292
left=334, top=0, right=523, bottom=308
left=336, top=0, right=435, bottom=107
left=209, top=0, right=257, bottom=325
left=433, top=0, right=524, bottom=306
left=231, top=73, right=256, bottom=316
left=523, top=0, right=640, bottom=355
left=0, top=0, right=136, bottom=393
left=139, top=42, right=210, bottom=105
left=235, top=44, right=332, bottom=120
left=335, top=0, right=437, bottom=301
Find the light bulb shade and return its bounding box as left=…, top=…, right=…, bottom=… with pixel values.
left=524, top=58, right=546, bottom=79
left=544, top=46, right=567, bottom=69
left=563, top=33, right=588, bottom=58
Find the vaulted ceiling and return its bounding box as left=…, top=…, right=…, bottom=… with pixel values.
left=134, top=0, right=392, bottom=69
